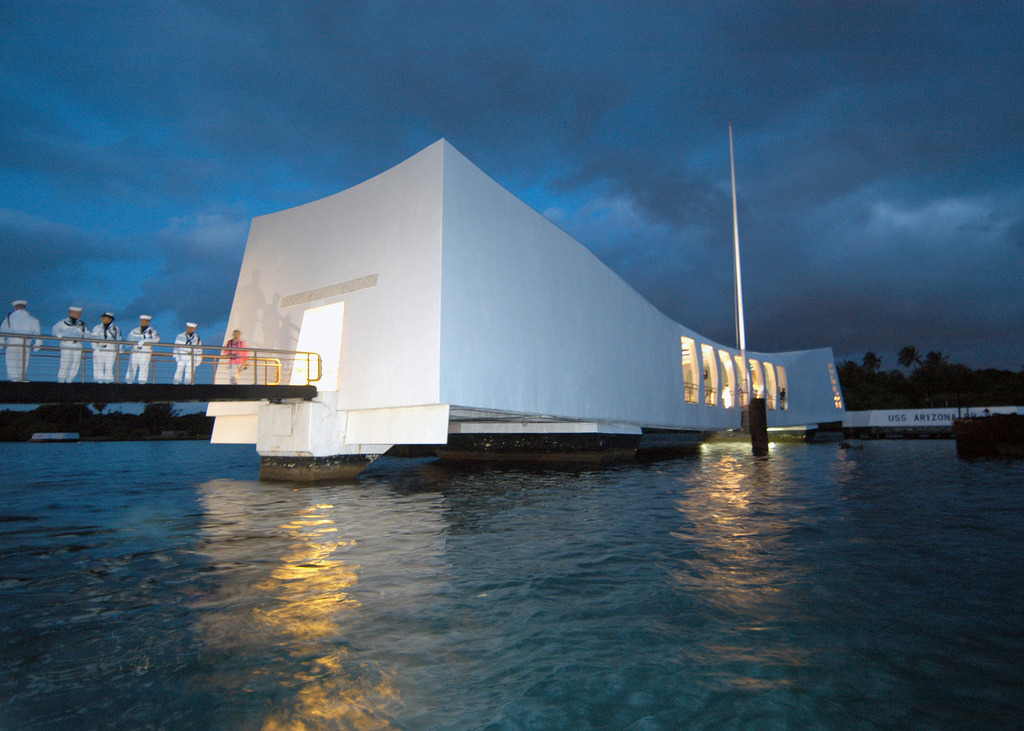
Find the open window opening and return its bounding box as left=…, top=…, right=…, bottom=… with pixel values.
left=763, top=362, right=778, bottom=410
left=828, top=362, right=844, bottom=409
left=681, top=337, right=698, bottom=404
left=776, top=366, right=788, bottom=410
left=733, top=355, right=749, bottom=407
left=718, top=350, right=736, bottom=408
left=291, top=301, right=345, bottom=391
left=748, top=358, right=765, bottom=400
left=701, top=344, right=718, bottom=406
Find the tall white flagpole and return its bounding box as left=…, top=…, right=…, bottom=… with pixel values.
left=729, top=123, right=749, bottom=410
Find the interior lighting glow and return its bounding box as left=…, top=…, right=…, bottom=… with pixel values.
left=681, top=337, right=698, bottom=404
left=291, top=301, right=345, bottom=390
left=701, top=344, right=718, bottom=405
left=719, top=350, right=736, bottom=408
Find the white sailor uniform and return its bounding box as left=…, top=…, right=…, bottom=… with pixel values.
left=173, top=329, right=202, bottom=384
left=125, top=322, right=160, bottom=384
left=52, top=316, right=90, bottom=383
left=90, top=319, right=122, bottom=383
left=1, top=306, right=42, bottom=381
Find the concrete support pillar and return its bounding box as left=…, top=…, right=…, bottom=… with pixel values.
left=255, top=395, right=449, bottom=481
left=256, top=394, right=390, bottom=481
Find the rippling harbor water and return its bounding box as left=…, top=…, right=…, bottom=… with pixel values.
left=1, top=439, right=1022, bottom=730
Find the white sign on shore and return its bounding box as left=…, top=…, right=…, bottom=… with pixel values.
left=844, top=406, right=1023, bottom=429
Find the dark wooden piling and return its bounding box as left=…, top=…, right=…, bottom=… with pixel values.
left=749, top=397, right=769, bottom=456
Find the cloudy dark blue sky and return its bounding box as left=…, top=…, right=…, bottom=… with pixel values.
left=3, top=1, right=1022, bottom=371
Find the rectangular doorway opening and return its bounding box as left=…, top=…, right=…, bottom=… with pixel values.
left=291, top=301, right=345, bottom=391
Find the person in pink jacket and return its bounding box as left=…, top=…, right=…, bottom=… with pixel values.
left=223, top=329, right=250, bottom=384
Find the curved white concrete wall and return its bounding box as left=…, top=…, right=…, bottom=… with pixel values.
left=438, top=142, right=840, bottom=431
left=212, top=140, right=843, bottom=447
left=216, top=142, right=446, bottom=410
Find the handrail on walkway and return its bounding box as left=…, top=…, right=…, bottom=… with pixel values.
left=0, top=332, right=322, bottom=387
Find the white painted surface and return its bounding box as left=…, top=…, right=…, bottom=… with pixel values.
left=212, top=140, right=844, bottom=454
left=225, top=142, right=444, bottom=410
left=345, top=404, right=450, bottom=445
left=437, top=143, right=840, bottom=431
left=210, top=414, right=257, bottom=444
left=256, top=396, right=350, bottom=457
left=845, top=406, right=1023, bottom=428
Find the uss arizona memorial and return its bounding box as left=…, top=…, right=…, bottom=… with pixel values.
left=209, top=140, right=844, bottom=479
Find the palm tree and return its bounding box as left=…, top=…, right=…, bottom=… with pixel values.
left=923, top=351, right=948, bottom=368
left=898, top=346, right=922, bottom=370
left=862, top=351, right=882, bottom=373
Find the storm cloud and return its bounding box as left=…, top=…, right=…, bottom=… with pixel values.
left=2, top=0, right=1022, bottom=369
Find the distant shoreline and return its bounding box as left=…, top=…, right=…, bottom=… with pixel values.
left=0, top=404, right=213, bottom=442
left=12, top=435, right=212, bottom=443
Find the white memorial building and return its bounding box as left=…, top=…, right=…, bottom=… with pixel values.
left=209, top=140, right=844, bottom=479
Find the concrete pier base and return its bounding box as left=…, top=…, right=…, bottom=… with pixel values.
left=259, top=453, right=381, bottom=482
left=252, top=396, right=425, bottom=481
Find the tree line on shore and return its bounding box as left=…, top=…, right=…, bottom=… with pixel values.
left=0, top=403, right=213, bottom=442
left=837, top=346, right=1024, bottom=411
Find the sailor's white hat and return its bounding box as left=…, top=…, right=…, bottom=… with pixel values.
left=11, top=299, right=27, bottom=306
left=186, top=322, right=198, bottom=328
left=102, top=311, right=115, bottom=318
left=139, top=314, right=152, bottom=320
left=69, top=305, right=82, bottom=311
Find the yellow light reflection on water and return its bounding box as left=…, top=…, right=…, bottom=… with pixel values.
left=671, top=446, right=815, bottom=685
left=194, top=488, right=400, bottom=729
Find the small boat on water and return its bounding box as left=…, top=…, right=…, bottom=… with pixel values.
left=953, top=414, right=1024, bottom=457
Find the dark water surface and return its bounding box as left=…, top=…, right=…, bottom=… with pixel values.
left=1, top=440, right=1021, bottom=730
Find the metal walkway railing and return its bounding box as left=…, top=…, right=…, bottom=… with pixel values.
left=0, top=333, right=322, bottom=387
